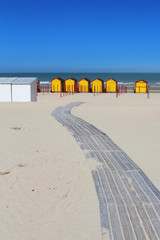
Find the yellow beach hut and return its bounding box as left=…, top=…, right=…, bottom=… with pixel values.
left=135, top=80, right=148, bottom=93
left=51, top=78, right=63, bottom=92
left=106, top=78, right=117, bottom=92
left=78, top=78, right=90, bottom=92
left=64, top=78, right=77, bottom=92
left=92, top=78, right=103, bottom=92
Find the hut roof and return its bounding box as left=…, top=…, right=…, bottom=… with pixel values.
left=65, top=78, right=77, bottom=82
left=92, top=78, right=103, bottom=82
left=79, top=78, right=91, bottom=82
left=51, top=77, right=64, bottom=81
left=0, top=77, right=17, bottom=84
left=12, top=78, right=37, bottom=84
left=135, top=80, right=148, bottom=83
left=106, top=78, right=117, bottom=83
left=0, top=77, right=37, bottom=84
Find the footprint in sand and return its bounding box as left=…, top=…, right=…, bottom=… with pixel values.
left=0, top=171, right=10, bottom=175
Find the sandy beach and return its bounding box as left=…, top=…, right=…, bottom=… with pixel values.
left=0, top=92, right=160, bottom=240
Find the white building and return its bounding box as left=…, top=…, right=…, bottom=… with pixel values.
left=0, top=77, right=37, bottom=102
left=12, top=78, right=37, bottom=102
left=0, top=78, right=17, bottom=102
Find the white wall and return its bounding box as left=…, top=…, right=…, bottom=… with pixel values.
left=0, top=84, right=12, bottom=102
left=0, top=79, right=37, bottom=102
left=12, top=84, right=31, bottom=102
left=30, top=80, right=37, bottom=101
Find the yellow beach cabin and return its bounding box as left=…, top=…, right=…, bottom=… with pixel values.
left=135, top=80, right=148, bottom=93
left=106, top=78, right=117, bottom=92
left=92, top=78, right=103, bottom=92
left=78, top=78, right=90, bottom=92
left=64, top=78, right=77, bottom=92
left=51, top=78, right=62, bottom=92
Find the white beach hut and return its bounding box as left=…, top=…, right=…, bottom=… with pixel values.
left=0, top=78, right=17, bottom=102
left=12, top=78, right=37, bottom=102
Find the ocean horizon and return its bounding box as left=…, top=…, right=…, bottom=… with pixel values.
left=0, top=72, right=160, bottom=85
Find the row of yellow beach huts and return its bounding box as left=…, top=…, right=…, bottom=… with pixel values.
left=40, top=78, right=148, bottom=93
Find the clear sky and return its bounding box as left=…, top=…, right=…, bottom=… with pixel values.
left=0, top=0, right=160, bottom=72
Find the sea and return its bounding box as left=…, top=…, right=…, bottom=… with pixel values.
left=0, top=73, right=160, bottom=86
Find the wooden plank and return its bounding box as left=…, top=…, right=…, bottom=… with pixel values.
left=132, top=171, right=160, bottom=204
left=125, top=171, right=150, bottom=204
left=144, top=204, right=160, bottom=238
left=94, top=151, right=105, bottom=164
left=116, top=152, right=137, bottom=171
left=85, top=124, right=100, bottom=135
left=76, top=125, right=90, bottom=136
left=69, top=125, right=82, bottom=137
left=97, top=167, right=115, bottom=204
left=138, top=171, right=160, bottom=200
left=112, top=171, right=132, bottom=205
left=90, top=137, right=102, bottom=151
left=120, top=151, right=141, bottom=171
left=136, top=204, right=158, bottom=240
left=118, top=171, right=142, bottom=205
left=75, top=135, right=84, bottom=144
left=111, top=152, right=129, bottom=171
left=80, top=136, right=92, bottom=150
left=73, top=135, right=81, bottom=143
left=154, top=204, right=160, bottom=218
left=96, top=136, right=113, bottom=151
left=127, top=204, right=146, bottom=240
left=109, top=204, right=124, bottom=240
left=79, top=144, right=85, bottom=150
left=100, top=141, right=111, bottom=151
left=103, top=168, right=124, bottom=206
left=99, top=134, right=111, bottom=142
left=100, top=152, right=116, bottom=171
left=83, top=136, right=96, bottom=151
left=92, top=135, right=108, bottom=152
left=104, top=152, right=123, bottom=171
left=67, top=125, right=76, bottom=135
left=107, top=141, right=119, bottom=151
left=105, top=137, right=122, bottom=151
left=89, top=151, right=97, bottom=159
left=92, top=170, right=112, bottom=239
left=118, top=205, right=135, bottom=240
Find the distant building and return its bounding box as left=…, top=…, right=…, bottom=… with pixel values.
left=106, top=78, right=117, bottom=92
left=135, top=80, right=148, bottom=93
left=0, top=77, right=37, bottom=102
left=51, top=78, right=63, bottom=92
left=78, top=78, right=90, bottom=92
left=0, top=78, right=17, bottom=102
left=64, top=78, right=77, bottom=92
left=92, top=78, right=103, bottom=92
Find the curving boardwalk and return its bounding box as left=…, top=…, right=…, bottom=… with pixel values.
left=52, top=102, right=160, bottom=240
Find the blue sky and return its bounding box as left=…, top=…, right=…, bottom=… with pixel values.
left=0, top=0, right=160, bottom=72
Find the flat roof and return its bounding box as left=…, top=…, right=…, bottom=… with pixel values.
left=0, top=78, right=17, bottom=84
left=0, top=77, right=38, bottom=84
left=12, top=78, right=37, bottom=84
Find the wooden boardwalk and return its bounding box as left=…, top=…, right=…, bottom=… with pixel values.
left=52, top=102, right=160, bottom=240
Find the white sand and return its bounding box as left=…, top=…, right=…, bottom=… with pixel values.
left=73, top=93, right=160, bottom=189
left=0, top=92, right=159, bottom=239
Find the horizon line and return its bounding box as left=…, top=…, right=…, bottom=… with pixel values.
left=1, top=72, right=160, bottom=74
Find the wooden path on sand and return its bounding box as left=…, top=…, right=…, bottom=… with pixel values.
left=52, top=102, right=160, bottom=240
